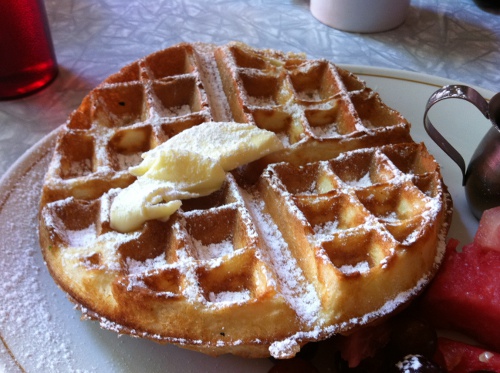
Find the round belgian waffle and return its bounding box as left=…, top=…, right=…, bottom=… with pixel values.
left=38, top=41, right=452, bottom=358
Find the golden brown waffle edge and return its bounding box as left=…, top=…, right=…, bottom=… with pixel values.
left=38, top=41, right=452, bottom=359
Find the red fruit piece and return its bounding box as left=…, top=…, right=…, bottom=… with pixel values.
left=434, top=337, right=500, bottom=373
left=475, top=206, right=500, bottom=252
left=336, top=322, right=391, bottom=367
left=420, top=239, right=500, bottom=351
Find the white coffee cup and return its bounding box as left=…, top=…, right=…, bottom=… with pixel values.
left=310, top=0, right=411, bottom=33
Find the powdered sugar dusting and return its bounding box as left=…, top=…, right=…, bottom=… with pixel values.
left=0, top=146, right=89, bottom=371
left=339, top=261, right=370, bottom=275
left=208, top=290, right=251, bottom=304
left=269, top=230, right=448, bottom=359
left=295, top=89, right=322, bottom=102
left=66, top=224, right=97, bottom=247
left=127, top=254, right=169, bottom=275
left=245, top=191, right=321, bottom=328
left=343, top=171, right=371, bottom=188
left=193, top=238, right=234, bottom=260
left=313, top=220, right=340, bottom=239
left=310, top=124, right=341, bottom=138
left=163, top=104, right=192, bottom=117
left=114, top=152, right=142, bottom=170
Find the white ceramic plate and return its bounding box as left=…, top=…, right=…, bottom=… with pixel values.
left=0, top=67, right=494, bottom=373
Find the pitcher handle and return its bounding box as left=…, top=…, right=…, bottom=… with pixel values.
left=423, top=85, right=490, bottom=185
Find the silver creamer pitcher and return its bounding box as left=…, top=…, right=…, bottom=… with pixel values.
left=424, top=85, right=500, bottom=219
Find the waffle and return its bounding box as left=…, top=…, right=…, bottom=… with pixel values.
left=38, top=41, right=452, bottom=359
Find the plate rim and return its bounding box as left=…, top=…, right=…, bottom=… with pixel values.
left=0, top=127, right=61, bottom=209
left=343, top=64, right=495, bottom=99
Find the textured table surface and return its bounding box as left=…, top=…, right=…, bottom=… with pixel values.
left=1, top=0, right=499, bottom=177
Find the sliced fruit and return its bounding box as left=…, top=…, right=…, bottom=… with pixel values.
left=434, top=337, right=500, bottom=373
left=475, top=206, right=500, bottom=252
left=420, top=238, right=500, bottom=351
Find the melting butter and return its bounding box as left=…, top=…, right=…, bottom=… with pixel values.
left=110, top=122, right=283, bottom=232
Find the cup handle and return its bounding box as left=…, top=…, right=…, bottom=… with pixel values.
left=423, top=85, right=490, bottom=185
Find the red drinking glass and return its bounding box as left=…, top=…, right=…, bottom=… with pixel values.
left=0, top=0, right=58, bottom=99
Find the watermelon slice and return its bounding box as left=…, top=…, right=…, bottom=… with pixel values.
left=434, top=337, right=500, bottom=373
left=420, top=207, right=500, bottom=351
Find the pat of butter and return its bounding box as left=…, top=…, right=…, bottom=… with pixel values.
left=132, top=121, right=284, bottom=174
left=133, top=148, right=226, bottom=194
left=110, top=122, right=283, bottom=232
left=110, top=150, right=225, bottom=232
